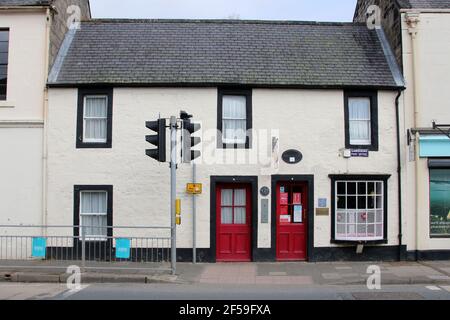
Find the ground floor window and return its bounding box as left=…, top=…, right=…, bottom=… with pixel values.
left=330, top=175, right=389, bottom=242
left=74, top=185, right=113, bottom=241
left=430, top=167, right=450, bottom=237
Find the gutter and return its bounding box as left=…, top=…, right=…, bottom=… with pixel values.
left=395, top=89, right=405, bottom=261
left=42, top=8, right=51, bottom=229
left=406, top=12, right=421, bottom=259
left=400, top=9, right=450, bottom=13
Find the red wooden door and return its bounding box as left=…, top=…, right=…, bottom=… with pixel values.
left=276, top=182, right=308, bottom=261
left=216, top=184, right=252, bottom=262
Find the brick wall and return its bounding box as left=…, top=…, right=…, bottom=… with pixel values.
left=353, top=0, right=403, bottom=71
left=49, top=0, right=91, bottom=68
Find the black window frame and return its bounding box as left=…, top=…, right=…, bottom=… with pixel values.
left=344, top=90, right=379, bottom=151
left=0, top=29, right=9, bottom=101
left=73, top=185, right=113, bottom=242
left=329, top=174, right=390, bottom=244
left=76, top=87, right=113, bottom=149
left=217, top=88, right=252, bottom=149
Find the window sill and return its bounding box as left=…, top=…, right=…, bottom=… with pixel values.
left=0, top=101, right=15, bottom=108
left=331, top=239, right=388, bottom=245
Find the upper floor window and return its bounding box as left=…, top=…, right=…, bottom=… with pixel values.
left=77, top=88, right=113, bottom=148
left=217, top=89, right=252, bottom=149
left=0, top=30, right=9, bottom=101
left=344, top=91, right=378, bottom=151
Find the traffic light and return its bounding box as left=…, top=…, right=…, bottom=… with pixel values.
left=182, top=118, right=201, bottom=163
left=145, top=119, right=166, bottom=162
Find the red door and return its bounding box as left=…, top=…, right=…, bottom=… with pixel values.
left=276, top=182, right=308, bottom=261
left=216, top=184, right=252, bottom=262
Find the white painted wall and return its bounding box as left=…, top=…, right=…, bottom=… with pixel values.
left=0, top=127, right=43, bottom=225
left=0, top=10, right=48, bottom=228
left=0, top=10, right=47, bottom=119
left=402, top=12, right=450, bottom=251
left=47, top=87, right=400, bottom=250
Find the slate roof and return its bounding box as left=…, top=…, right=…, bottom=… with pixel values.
left=0, top=0, right=51, bottom=6
left=48, top=19, right=402, bottom=89
left=397, top=0, right=450, bottom=9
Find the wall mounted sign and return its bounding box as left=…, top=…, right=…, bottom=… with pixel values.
left=260, top=186, right=270, bottom=197
left=186, top=183, right=202, bottom=195
left=116, top=238, right=131, bottom=259
left=261, top=199, right=269, bottom=224
left=282, top=150, right=303, bottom=164
left=351, top=149, right=369, bottom=157
left=318, top=198, right=327, bottom=208
left=316, top=208, right=330, bottom=216
left=32, top=237, right=46, bottom=258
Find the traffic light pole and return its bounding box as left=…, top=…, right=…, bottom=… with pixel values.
left=170, top=116, right=177, bottom=275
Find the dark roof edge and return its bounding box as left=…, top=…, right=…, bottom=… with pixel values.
left=47, top=82, right=404, bottom=91
left=80, top=18, right=367, bottom=26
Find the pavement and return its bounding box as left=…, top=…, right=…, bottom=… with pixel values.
left=1, top=260, right=450, bottom=286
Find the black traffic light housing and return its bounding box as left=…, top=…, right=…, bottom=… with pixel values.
left=146, top=119, right=166, bottom=162
left=181, top=114, right=201, bottom=163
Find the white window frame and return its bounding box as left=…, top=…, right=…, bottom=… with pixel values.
left=82, top=95, right=108, bottom=144
left=334, top=180, right=384, bottom=241
left=222, top=95, right=248, bottom=145
left=79, top=190, right=108, bottom=241
left=348, top=97, right=372, bottom=146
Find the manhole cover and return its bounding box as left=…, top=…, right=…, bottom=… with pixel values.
left=352, top=292, right=424, bottom=300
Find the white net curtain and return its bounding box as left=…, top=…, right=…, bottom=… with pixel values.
left=80, top=191, right=108, bottom=238
left=222, top=95, right=247, bottom=144
left=84, top=96, right=108, bottom=142
left=348, top=97, right=371, bottom=145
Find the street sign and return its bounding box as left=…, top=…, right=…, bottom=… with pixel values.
left=187, top=183, right=202, bottom=195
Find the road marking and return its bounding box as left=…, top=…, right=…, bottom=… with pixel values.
left=426, top=286, right=441, bottom=291
left=56, top=285, right=90, bottom=300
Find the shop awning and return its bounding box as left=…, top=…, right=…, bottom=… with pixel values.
left=420, top=135, right=450, bottom=158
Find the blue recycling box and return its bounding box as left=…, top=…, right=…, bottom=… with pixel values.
left=116, top=238, right=131, bottom=259
left=32, top=237, right=47, bottom=258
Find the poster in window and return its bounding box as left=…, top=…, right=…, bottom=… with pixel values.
left=280, top=215, right=291, bottom=223
left=430, top=169, right=450, bottom=237
left=293, top=205, right=303, bottom=223
left=293, top=193, right=301, bottom=204
left=280, top=193, right=289, bottom=205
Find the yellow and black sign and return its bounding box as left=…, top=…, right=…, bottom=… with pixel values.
left=186, top=183, right=202, bottom=195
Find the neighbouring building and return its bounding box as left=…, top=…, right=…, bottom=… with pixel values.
left=355, top=0, right=450, bottom=260
left=46, top=19, right=405, bottom=262
left=0, top=0, right=90, bottom=226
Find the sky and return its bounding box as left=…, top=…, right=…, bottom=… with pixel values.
left=89, top=0, right=358, bottom=22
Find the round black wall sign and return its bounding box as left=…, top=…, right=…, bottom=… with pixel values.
left=282, top=149, right=303, bottom=164
left=260, top=186, right=270, bottom=197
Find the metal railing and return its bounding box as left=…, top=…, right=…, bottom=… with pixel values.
left=0, top=225, right=173, bottom=272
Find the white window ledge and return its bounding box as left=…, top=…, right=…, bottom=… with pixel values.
left=0, top=101, right=15, bottom=108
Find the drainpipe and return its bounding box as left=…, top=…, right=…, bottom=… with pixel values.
left=406, top=12, right=421, bottom=259
left=42, top=8, right=52, bottom=228
left=395, top=89, right=404, bottom=261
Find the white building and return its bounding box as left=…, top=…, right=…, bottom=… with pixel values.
left=0, top=0, right=90, bottom=229
left=46, top=19, right=405, bottom=262
left=355, top=0, right=450, bottom=261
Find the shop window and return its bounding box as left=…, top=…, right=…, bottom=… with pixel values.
left=330, top=175, right=389, bottom=242
left=429, top=167, right=450, bottom=238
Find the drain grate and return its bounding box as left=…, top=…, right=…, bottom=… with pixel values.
left=352, top=292, right=424, bottom=300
